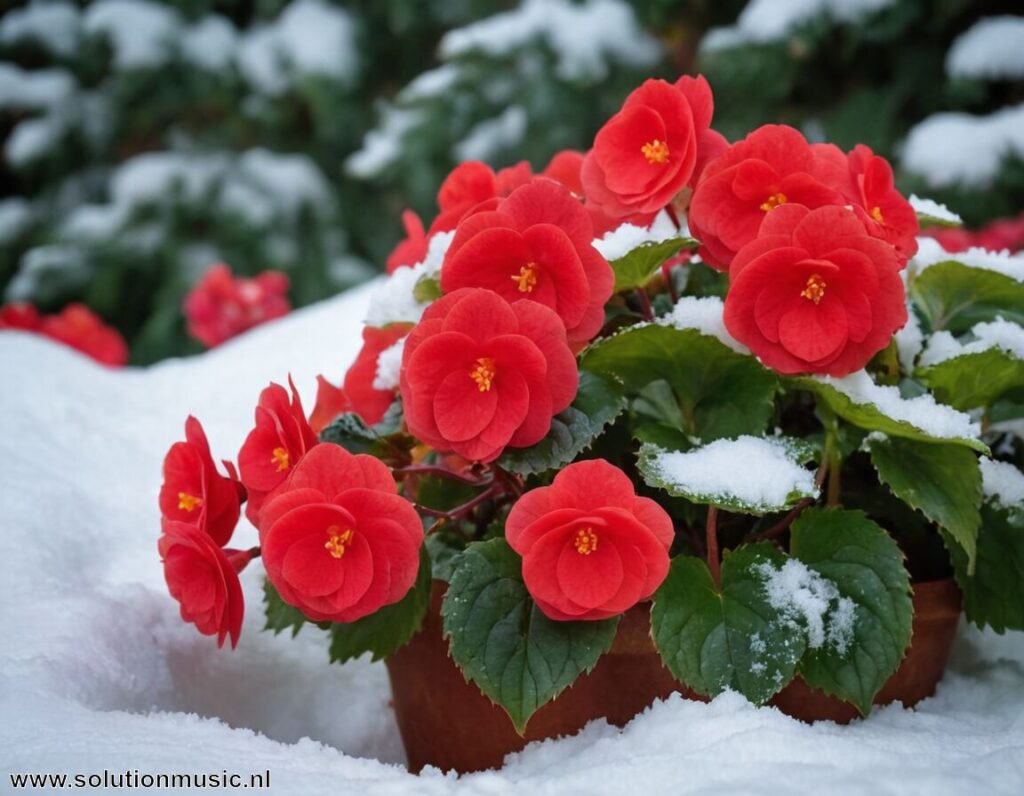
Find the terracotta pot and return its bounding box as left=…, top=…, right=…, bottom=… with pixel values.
left=385, top=582, right=678, bottom=773
left=386, top=578, right=961, bottom=772
left=769, top=578, right=962, bottom=723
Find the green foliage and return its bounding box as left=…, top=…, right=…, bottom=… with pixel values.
left=441, top=538, right=618, bottom=733
left=499, top=371, right=627, bottom=476
left=946, top=504, right=1024, bottom=633
left=917, top=347, right=1024, bottom=412
left=582, top=325, right=778, bottom=442
left=651, top=544, right=806, bottom=705
left=319, top=409, right=412, bottom=464
left=910, top=262, right=1024, bottom=335
left=790, top=509, right=913, bottom=715
left=609, top=237, right=698, bottom=293
left=867, top=435, right=982, bottom=570
left=329, top=546, right=433, bottom=663
left=263, top=579, right=310, bottom=637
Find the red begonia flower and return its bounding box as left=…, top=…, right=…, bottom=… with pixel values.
left=35, top=304, right=128, bottom=366
left=0, top=302, right=43, bottom=331
left=344, top=324, right=411, bottom=424
left=429, top=160, right=533, bottom=235
left=724, top=205, right=907, bottom=376
left=400, top=288, right=578, bottom=463
left=843, top=145, right=919, bottom=265
left=506, top=459, right=673, bottom=621
left=309, top=375, right=351, bottom=435
left=386, top=210, right=429, bottom=274
left=441, top=179, right=614, bottom=345
left=259, top=445, right=423, bottom=623
left=160, top=416, right=243, bottom=546
left=689, top=125, right=847, bottom=270
left=184, top=264, right=291, bottom=348
left=238, top=379, right=319, bottom=524
left=543, top=150, right=657, bottom=237
left=159, top=519, right=252, bottom=648
left=581, top=76, right=720, bottom=219
left=926, top=212, right=1024, bottom=254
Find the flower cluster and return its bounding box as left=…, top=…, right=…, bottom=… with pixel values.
left=1, top=302, right=128, bottom=366
left=158, top=72, right=929, bottom=672
left=184, top=264, right=291, bottom=348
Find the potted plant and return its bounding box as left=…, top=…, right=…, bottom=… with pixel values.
left=155, top=75, right=1024, bottom=774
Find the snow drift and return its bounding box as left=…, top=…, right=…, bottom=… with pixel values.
left=1, top=282, right=1023, bottom=794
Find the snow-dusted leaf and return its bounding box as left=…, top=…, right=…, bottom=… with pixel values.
left=651, top=544, right=805, bottom=706
left=499, top=371, right=626, bottom=475
left=790, top=508, right=913, bottom=716
left=609, top=237, right=697, bottom=292
left=441, top=538, right=618, bottom=734
left=637, top=436, right=818, bottom=515
left=329, top=546, right=432, bottom=663
left=911, top=261, right=1024, bottom=334
left=946, top=504, right=1024, bottom=633
left=582, top=325, right=778, bottom=442
left=790, top=370, right=987, bottom=453
left=909, top=195, right=962, bottom=228
left=918, top=347, right=1024, bottom=411
left=866, top=435, right=982, bottom=570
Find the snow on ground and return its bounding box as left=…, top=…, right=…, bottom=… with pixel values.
left=902, top=103, right=1024, bottom=188
left=2, top=284, right=1024, bottom=794
left=946, top=16, right=1024, bottom=81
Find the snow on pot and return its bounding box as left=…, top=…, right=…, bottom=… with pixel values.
left=153, top=72, right=1024, bottom=776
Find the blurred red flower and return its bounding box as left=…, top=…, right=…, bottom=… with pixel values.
left=184, top=264, right=291, bottom=348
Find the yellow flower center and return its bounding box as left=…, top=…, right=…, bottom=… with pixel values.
left=177, top=492, right=203, bottom=512
left=469, top=357, right=496, bottom=392
left=760, top=192, right=787, bottom=212
left=573, top=527, right=599, bottom=556
left=641, top=139, right=670, bottom=165
left=800, top=274, right=827, bottom=304
left=511, top=263, right=539, bottom=293
left=324, top=526, right=354, bottom=559
left=271, top=446, right=290, bottom=472
left=871, top=206, right=884, bottom=224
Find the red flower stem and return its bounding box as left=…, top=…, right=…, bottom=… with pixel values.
left=665, top=203, right=682, bottom=231
left=661, top=262, right=680, bottom=304
left=635, top=288, right=655, bottom=321
left=415, top=481, right=502, bottom=522
left=393, top=464, right=489, bottom=487
left=706, top=506, right=721, bottom=587
left=748, top=458, right=829, bottom=543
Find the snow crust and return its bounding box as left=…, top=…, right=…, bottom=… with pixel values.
left=83, top=0, right=180, bottom=70
left=373, top=338, right=406, bottom=392
left=657, top=296, right=750, bottom=354
left=0, top=1, right=81, bottom=57
left=894, top=307, right=923, bottom=374
left=946, top=16, right=1024, bottom=81
left=757, top=560, right=856, bottom=654
left=2, top=285, right=1024, bottom=793
left=702, top=0, right=895, bottom=51
left=980, top=457, right=1024, bottom=510
left=909, top=195, right=962, bottom=225
left=364, top=231, right=454, bottom=326
left=919, top=319, right=1024, bottom=368
left=592, top=211, right=681, bottom=261
left=647, top=436, right=818, bottom=510
left=453, top=106, right=528, bottom=163
left=810, top=370, right=981, bottom=440
left=912, top=235, right=1024, bottom=280
left=902, top=103, right=1024, bottom=188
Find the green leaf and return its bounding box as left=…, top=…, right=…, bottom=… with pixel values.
left=319, top=410, right=413, bottom=461
left=790, top=508, right=913, bottom=715
left=328, top=545, right=432, bottom=663
left=946, top=504, right=1024, bottom=633
left=650, top=544, right=806, bottom=705
left=413, top=274, right=442, bottom=303
left=441, top=538, right=619, bottom=733
left=637, top=437, right=818, bottom=515
left=582, top=325, right=778, bottom=442
left=609, top=237, right=698, bottom=293
left=263, top=579, right=309, bottom=637
left=916, top=347, right=1024, bottom=411
left=631, top=380, right=691, bottom=450
left=867, top=435, right=982, bottom=570
left=789, top=375, right=988, bottom=453
left=914, top=210, right=961, bottom=229
left=498, top=371, right=627, bottom=475
left=425, top=532, right=464, bottom=583
left=911, top=261, right=1024, bottom=334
